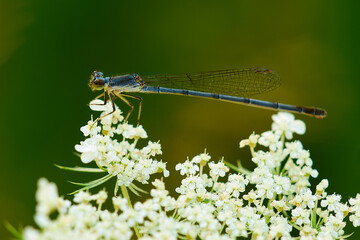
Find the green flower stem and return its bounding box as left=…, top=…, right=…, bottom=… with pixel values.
left=280, top=133, right=285, bottom=149
left=282, top=209, right=290, bottom=218
left=121, top=184, right=132, bottom=207
left=289, top=222, right=301, bottom=231
left=211, top=176, right=219, bottom=193
left=224, top=160, right=251, bottom=175
left=250, top=147, right=255, bottom=157
left=121, top=185, right=141, bottom=238
left=311, top=199, right=318, bottom=228
left=220, top=221, right=226, bottom=234
left=95, top=161, right=107, bottom=171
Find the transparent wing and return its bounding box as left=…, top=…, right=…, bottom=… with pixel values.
left=142, top=68, right=281, bottom=97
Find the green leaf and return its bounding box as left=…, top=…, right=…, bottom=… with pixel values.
left=224, top=160, right=240, bottom=171
left=4, top=221, right=22, bottom=240
left=55, top=164, right=105, bottom=173
left=114, top=181, right=119, bottom=196
left=68, top=174, right=113, bottom=186
left=224, top=160, right=251, bottom=175
left=68, top=174, right=113, bottom=195
left=67, top=181, right=88, bottom=186
left=127, top=184, right=141, bottom=197
left=130, top=183, right=148, bottom=194
left=340, top=232, right=354, bottom=239
left=73, top=152, right=81, bottom=157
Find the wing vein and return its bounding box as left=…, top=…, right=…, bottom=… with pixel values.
left=141, top=68, right=281, bottom=97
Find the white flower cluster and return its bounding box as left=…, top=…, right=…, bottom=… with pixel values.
left=74, top=100, right=168, bottom=187
left=23, top=178, right=134, bottom=240
left=21, top=111, right=360, bottom=240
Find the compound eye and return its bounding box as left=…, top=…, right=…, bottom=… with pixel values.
left=91, top=71, right=104, bottom=79
left=93, top=79, right=105, bottom=86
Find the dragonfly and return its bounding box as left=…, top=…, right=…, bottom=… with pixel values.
left=88, top=68, right=327, bottom=122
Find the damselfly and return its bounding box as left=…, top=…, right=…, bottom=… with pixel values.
left=88, top=68, right=327, bottom=122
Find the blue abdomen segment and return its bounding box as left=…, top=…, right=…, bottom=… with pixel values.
left=140, top=86, right=326, bottom=118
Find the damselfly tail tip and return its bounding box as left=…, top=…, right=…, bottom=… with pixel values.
left=300, top=106, right=327, bottom=119
left=314, top=108, right=327, bottom=119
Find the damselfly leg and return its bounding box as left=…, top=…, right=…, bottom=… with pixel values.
left=91, top=91, right=143, bottom=125
left=118, top=93, right=143, bottom=124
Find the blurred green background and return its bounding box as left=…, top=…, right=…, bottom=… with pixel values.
left=1, top=0, right=360, bottom=238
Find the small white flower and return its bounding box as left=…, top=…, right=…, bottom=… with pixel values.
left=250, top=219, right=269, bottom=238
left=225, top=174, right=249, bottom=197
left=316, top=179, right=329, bottom=197
left=349, top=195, right=360, bottom=225
left=291, top=207, right=311, bottom=225
left=35, top=178, right=59, bottom=216
left=299, top=225, right=318, bottom=238
left=295, top=149, right=312, bottom=166
left=101, top=107, right=123, bottom=127
left=321, top=194, right=342, bottom=212
left=106, top=150, right=121, bottom=164
left=322, top=215, right=346, bottom=237
left=107, top=163, right=123, bottom=176
left=73, top=191, right=92, bottom=203
left=191, top=151, right=211, bottom=166
left=23, top=226, right=42, bottom=240
left=252, top=151, right=277, bottom=169
left=175, top=159, right=199, bottom=175
left=349, top=207, right=360, bottom=227
left=240, top=132, right=260, bottom=148
left=256, top=177, right=276, bottom=199
left=75, top=135, right=101, bottom=164
left=285, top=140, right=303, bottom=158
left=349, top=194, right=360, bottom=206
left=299, top=188, right=317, bottom=209
left=268, top=216, right=292, bottom=239
left=209, top=161, right=229, bottom=178
left=112, top=196, right=129, bottom=211
left=159, top=162, right=170, bottom=177
left=271, top=199, right=290, bottom=212
left=152, top=179, right=165, bottom=190
left=226, top=220, right=248, bottom=238
left=89, top=99, right=107, bottom=111
left=317, top=208, right=330, bottom=219
left=300, top=166, right=318, bottom=178
left=132, top=125, right=148, bottom=139
left=336, top=203, right=349, bottom=219
left=142, top=141, right=162, bottom=156
left=117, top=123, right=135, bottom=138
left=94, top=190, right=108, bottom=205
left=90, top=99, right=124, bottom=126
left=80, top=120, right=101, bottom=137
left=271, top=112, right=306, bottom=139
left=273, top=175, right=291, bottom=195
left=258, top=131, right=282, bottom=151
left=248, top=166, right=272, bottom=184
left=289, top=195, right=303, bottom=207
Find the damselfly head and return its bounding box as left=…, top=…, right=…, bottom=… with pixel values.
left=89, top=71, right=106, bottom=91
